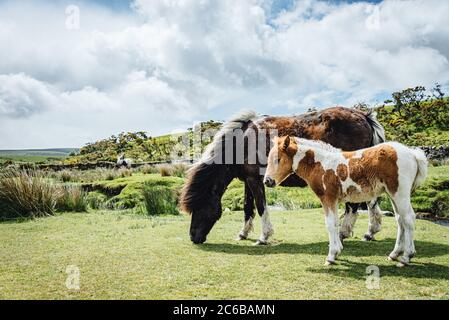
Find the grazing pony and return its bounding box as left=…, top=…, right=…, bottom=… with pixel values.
left=264, top=136, right=428, bottom=266
left=116, top=154, right=133, bottom=169
left=181, top=107, right=386, bottom=245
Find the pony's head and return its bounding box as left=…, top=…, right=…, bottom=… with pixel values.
left=189, top=202, right=222, bottom=244
left=180, top=163, right=231, bottom=244
left=264, top=136, right=298, bottom=188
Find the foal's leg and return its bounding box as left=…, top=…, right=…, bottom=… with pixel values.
left=340, top=203, right=359, bottom=240
left=247, top=177, right=273, bottom=245
left=393, top=198, right=416, bottom=266
left=325, top=203, right=343, bottom=265
left=238, top=181, right=255, bottom=240
left=388, top=199, right=406, bottom=262
left=364, top=199, right=383, bottom=241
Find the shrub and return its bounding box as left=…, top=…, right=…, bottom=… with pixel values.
left=0, top=169, right=56, bottom=219
left=55, top=185, right=88, bottom=212
left=142, top=185, right=179, bottom=215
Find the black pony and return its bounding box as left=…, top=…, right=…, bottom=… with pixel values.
left=180, top=107, right=386, bottom=245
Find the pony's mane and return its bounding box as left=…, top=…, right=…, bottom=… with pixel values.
left=295, top=138, right=342, bottom=153
left=201, top=110, right=258, bottom=163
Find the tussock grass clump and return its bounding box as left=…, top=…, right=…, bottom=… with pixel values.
left=142, top=184, right=179, bottom=215
left=105, top=170, right=119, bottom=181
left=55, top=185, right=88, bottom=212
left=59, top=170, right=75, bottom=182
left=118, top=168, right=133, bottom=178
left=140, top=165, right=159, bottom=175
left=157, top=163, right=189, bottom=178
left=0, top=169, right=56, bottom=219
left=158, top=164, right=173, bottom=177
left=171, top=163, right=189, bottom=178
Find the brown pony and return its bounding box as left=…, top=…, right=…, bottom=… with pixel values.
left=180, top=107, right=386, bottom=245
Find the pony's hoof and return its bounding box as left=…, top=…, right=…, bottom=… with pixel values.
left=254, top=240, right=268, bottom=246
left=237, top=234, right=247, bottom=241
left=363, top=234, right=374, bottom=241
left=324, top=260, right=335, bottom=266
left=398, top=257, right=411, bottom=266
left=388, top=255, right=398, bottom=262
left=396, top=262, right=407, bottom=268
left=339, top=233, right=349, bottom=241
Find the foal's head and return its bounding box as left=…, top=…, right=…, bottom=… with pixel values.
left=264, top=136, right=298, bottom=188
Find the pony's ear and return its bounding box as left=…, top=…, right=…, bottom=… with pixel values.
left=283, top=136, right=291, bottom=150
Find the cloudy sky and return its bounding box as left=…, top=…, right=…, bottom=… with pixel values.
left=1, top=0, right=448, bottom=149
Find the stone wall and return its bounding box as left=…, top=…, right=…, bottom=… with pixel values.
left=421, top=146, right=449, bottom=160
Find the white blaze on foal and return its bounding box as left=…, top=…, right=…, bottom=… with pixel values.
left=264, top=136, right=428, bottom=266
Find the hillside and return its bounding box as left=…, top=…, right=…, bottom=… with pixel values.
left=64, top=121, right=222, bottom=165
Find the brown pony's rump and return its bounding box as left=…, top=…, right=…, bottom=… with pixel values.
left=181, top=107, right=386, bottom=245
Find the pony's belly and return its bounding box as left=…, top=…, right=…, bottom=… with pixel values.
left=341, top=184, right=384, bottom=203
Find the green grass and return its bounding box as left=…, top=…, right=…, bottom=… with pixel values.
left=1, top=209, right=448, bottom=299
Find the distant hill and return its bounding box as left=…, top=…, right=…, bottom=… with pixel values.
left=0, top=149, right=78, bottom=157
left=0, top=149, right=78, bottom=164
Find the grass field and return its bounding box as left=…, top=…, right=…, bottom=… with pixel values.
left=1, top=209, right=448, bottom=300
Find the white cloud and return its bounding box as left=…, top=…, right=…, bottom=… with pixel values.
left=1, top=0, right=449, bottom=148
left=0, top=74, right=58, bottom=118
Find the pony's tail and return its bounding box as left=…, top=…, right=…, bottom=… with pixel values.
left=412, top=147, right=428, bottom=192
left=365, top=110, right=386, bottom=145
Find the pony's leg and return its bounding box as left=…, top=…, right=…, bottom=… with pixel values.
left=247, top=177, right=273, bottom=245
left=388, top=198, right=406, bottom=262
left=394, top=198, right=416, bottom=266
left=340, top=203, right=359, bottom=241
left=237, top=181, right=255, bottom=240
left=325, top=204, right=343, bottom=265
left=364, top=199, right=383, bottom=241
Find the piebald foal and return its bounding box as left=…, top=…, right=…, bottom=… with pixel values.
left=264, top=136, right=428, bottom=266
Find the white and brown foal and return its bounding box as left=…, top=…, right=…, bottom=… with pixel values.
left=264, top=136, right=428, bottom=266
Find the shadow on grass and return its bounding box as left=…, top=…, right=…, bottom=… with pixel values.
left=0, top=217, right=34, bottom=224
left=306, top=259, right=449, bottom=281
left=199, top=239, right=449, bottom=280
left=198, top=238, right=449, bottom=259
